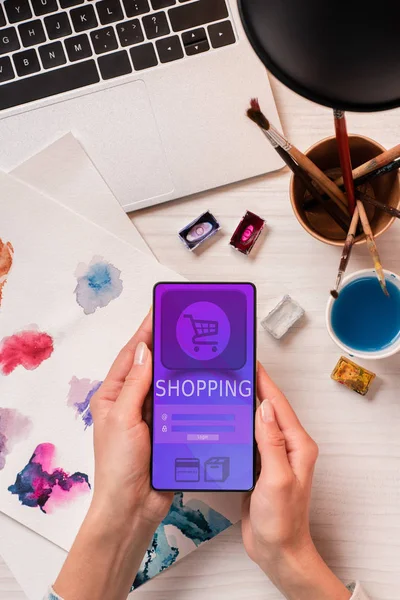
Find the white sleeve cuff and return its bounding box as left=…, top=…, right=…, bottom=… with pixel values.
left=348, top=581, right=370, bottom=600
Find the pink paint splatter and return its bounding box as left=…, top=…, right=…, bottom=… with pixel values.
left=0, top=408, right=32, bottom=470
left=8, top=443, right=90, bottom=514
left=0, top=329, right=54, bottom=375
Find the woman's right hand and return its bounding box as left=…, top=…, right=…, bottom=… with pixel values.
left=242, top=363, right=351, bottom=600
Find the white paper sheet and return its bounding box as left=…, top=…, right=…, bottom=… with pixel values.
left=0, top=156, right=242, bottom=599
left=11, top=133, right=153, bottom=258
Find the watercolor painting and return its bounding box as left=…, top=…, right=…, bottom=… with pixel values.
left=0, top=238, right=14, bottom=307
left=67, top=377, right=103, bottom=429
left=0, top=408, right=32, bottom=470
left=133, top=492, right=232, bottom=589
left=8, top=443, right=90, bottom=514
left=0, top=329, right=54, bottom=375
left=74, top=256, right=123, bottom=315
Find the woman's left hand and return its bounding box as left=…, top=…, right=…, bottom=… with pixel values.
left=89, top=309, right=173, bottom=532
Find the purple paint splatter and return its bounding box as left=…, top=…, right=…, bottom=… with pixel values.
left=8, top=443, right=90, bottom=514
left=67, top=377, right=102, bottom=429
left=74, top=256, right=123, bottom=315
left=0, top=408, right=32, bottom=470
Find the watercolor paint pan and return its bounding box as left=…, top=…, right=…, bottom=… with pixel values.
left=261, top=295, right=305, bottom=340
left=179, top=211, right=221, bottom=251
left=331, top=356, right=376, bottom=396
left=230, top=211, right=265, bottom=255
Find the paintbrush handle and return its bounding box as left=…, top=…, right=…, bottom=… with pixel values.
left=356, top=189, right=400, bottom=220
left=338, top=207, right=359, bottom=272
left=357, top=200, right=388, bottom=296
left=333, top=110, right=357, bottom=214
left=354, top=159, right=400, bottom=186
left=271, top=143, right=350, bottom=232
left=288, top=144, right=350, bottom=214
left=334, top=144, right=400, bottom=188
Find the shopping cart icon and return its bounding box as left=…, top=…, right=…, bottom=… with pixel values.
left=184, top=314, right=219, bottom=353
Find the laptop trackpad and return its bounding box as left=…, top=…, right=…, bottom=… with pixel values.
left=1, top=80, right=173, bottom=211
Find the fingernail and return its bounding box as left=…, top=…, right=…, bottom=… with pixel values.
left=260, top=399, right=275, bottom=423
left=134, top=341, right=148, bottom=365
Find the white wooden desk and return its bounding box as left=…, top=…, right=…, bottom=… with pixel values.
left=1, top=78, right=399, bottom=600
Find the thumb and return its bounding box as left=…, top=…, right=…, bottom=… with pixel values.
left=114, top=341, right=152, bottom=426
left=256, top=399, right=292, bottom=486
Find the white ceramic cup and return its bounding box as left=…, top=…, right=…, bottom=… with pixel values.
left=326, top=269, right=400, bottom=360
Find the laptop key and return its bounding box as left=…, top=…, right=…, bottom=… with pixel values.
left=151, top=0, right=175, bottom=8
left=208, top=20, right=235, bottom=48
left=0, top=60, right=100, bottom=111
left=0, top=28, right=20, bottom=55
left=129, top=42, right=157, bottom=70
left=91, top=26, right=118, bottom=54
left=98, top=49, right=132, bottom=79
left=13, top=48, right=40, bottom=76
left=0, top=5, right=6, bottom=27
left=182, top=27, right=207, bottom=45
left=96, top=0, right=124, bottom=25
left=45, top=13, right=72, bottom=39
left=39, top=41, right=67, bottom=69
left=122, top=0, right=150, bottom=17
left=116, top=19, right=144, bottom=46
left=70, top=5, right=98, bottom=33
left=185, top=38, right=209, bottom=56
left=0, top=56, right=15, bottom=83
left=169, top=0, right=228, bottom=32
left=19, top=20, right=46, bottom=47
left=4, top=0, right=32, bottom=24
left=59, top=0, right=84, bottom=7
left=31, top=0, right=58, bottom=16
left=142, top=12, right=169, bottom=39
left=156, top=34, right=183, bottom=63
left=65, top=33, right=92, bottom=61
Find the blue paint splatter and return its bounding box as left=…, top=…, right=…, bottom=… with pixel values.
left=74, top=256, right=123, bottom=315
left=132, top=492, right=231, bottom=589
left=67, top=377, right=102, bottom=430
left=8, top=443, right=90, bottom=514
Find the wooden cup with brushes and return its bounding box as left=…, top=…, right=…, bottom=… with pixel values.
left=247, top=99, right=400, bottom=299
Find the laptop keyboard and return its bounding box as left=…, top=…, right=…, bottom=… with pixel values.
left=0, top=0, right=236, bottom=111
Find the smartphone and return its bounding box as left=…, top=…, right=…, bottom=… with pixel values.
left=152, top=282, right=256, bottom=492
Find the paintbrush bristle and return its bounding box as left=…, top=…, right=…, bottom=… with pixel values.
left=330, top=289, right=339, bottom=300
left=247, top=98, right=270, bottom=131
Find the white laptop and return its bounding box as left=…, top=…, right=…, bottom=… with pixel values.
left=0, top=0, right=283, bottom=212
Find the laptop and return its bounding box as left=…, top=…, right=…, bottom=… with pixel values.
left=0, top=0, right=283, bottom=212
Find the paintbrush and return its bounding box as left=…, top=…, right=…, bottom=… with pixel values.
left=247, top=99, right=350, bottom=215
left=357, top=199, right=389, bottom=296
left=334, top=144, right=400, bottom=188
left=246, top=105, right=350, bottom=232
left=304, top=158, right=400, bottom=205
left=332, top=111, right=388, bottom=295
left=333, top=110, right=357, bottom=214
left=354, top=158, right=400, bottom=186
left=331, top=207, right=360, bottom=299
left=356, top=188, right=400, bottom=220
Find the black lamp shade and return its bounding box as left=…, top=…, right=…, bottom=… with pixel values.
left=238, top=0, right=400, bottom=112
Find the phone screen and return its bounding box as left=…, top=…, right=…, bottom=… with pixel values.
left=152, top=282, right=256, bottom=491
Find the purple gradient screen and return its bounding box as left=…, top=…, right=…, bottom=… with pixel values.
left=152, top=283, right=255, bottom=491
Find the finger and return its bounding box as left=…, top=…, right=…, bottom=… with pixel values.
left=255, top=400, right=292, bottom=490
left=115, top=342, right=152, bottom=426
left=257, top=363, right=302, bottom=432
left=257, top=363, right=318, bottom=482
left=104, top=309, right=152, bottom=388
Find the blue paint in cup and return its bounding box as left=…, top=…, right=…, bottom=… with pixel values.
left=331, top=276, right=400, bottom=353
